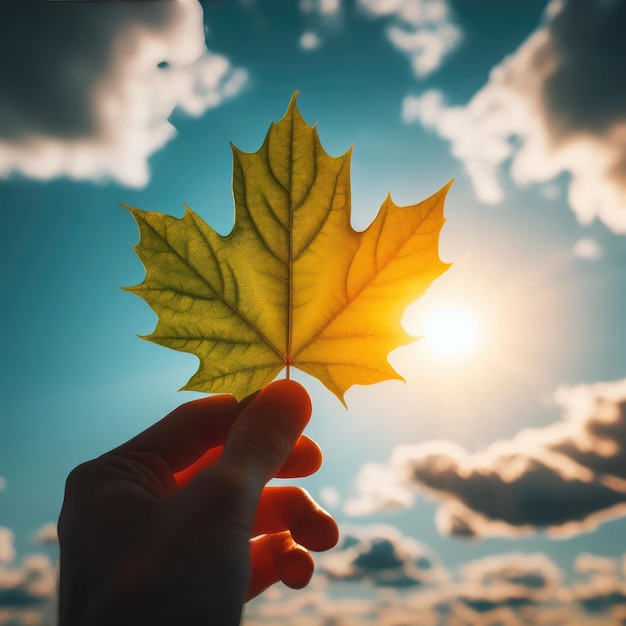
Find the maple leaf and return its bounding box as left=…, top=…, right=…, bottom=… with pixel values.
left=124, top=93, right=451, bottom=406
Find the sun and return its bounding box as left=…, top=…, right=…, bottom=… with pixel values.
left=422, top=307, right=478, bottom=358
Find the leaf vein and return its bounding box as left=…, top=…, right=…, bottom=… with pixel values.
left=135, top=212, right=284, bottom=361
left=292, top=196, right=443, bottom=361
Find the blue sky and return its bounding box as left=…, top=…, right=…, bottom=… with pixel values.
left=2, top=0, right=626, bottom=624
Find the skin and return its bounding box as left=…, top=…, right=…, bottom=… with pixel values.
left=57, top=380, right=339, bottom=626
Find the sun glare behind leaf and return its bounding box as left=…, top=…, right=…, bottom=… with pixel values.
left=423, top=307, right=478, bottom=358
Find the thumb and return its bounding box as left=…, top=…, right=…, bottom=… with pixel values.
left=177, top=380, right=312, bottom=531
left=218, top=380, right=312, bottom=488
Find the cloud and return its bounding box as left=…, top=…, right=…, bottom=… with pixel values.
left=357, top=0, right=461, bottom=77
left=33, top=525, right=56, bottom=548
left=409, top=553, right=564, bottom=623
left=460, top=553, right=562, bottom=598
left=246, top=547, right=626, bottom=625
left=299, top=32, right=322, bottom=50
left=571, top=577, right=626, bottom=614
left=0, top=0, right=246, bottom=188
left=0, top=524, right=56, bottom=626
left=300, top=0, right=341, bottom=17
left=389, top=377, right=626, bottom=538
left=297, top=0, right=342, bottom=51
left=249, top=587, right=375, bottom=626
left=403, top=0, right=626, bottom=233
left=0, top=555, right=56, bottom=608
left=0, top=531, right=15, bottom=566
left=296, top=0, right=460, bottom=70
left=573, top=238, right=603, bottom=260
left=320, top=524, right=446, bottom=588
left=343, top=463, right=415, bottom=517
left=408, top=550, right=626, bottom=624
left=319, top=486, right=341, bottom=509
left=345, top=377, right=626, bottom=538
left=0, top=479, right=5, bottom=493
left=575, top=553, right=620, bottom=578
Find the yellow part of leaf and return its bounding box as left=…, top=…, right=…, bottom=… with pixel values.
left=124, top=93, right=451, bottom=406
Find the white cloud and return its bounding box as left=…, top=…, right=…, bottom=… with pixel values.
left=0, top=0, right=246, bottom=188
left=573, top=238, right=603, bottom=260
left=246, top=586, right=375, bottom=626
left=403, top=0, right=626, bottom=233
left=299, top=31, right=322, bottom=51
left=297, top=0, right=343, bottom=51
left=297, top=0, right=460, bottom=71
left=0, top=530, right=15, bottom=566
left=358, top=0, right=461, bottom=78
left=33, top=524, right=57, bottom=548
left=575, top=554, right=620, bottom=578
left=300, top=0, right=341, bottom=16
left=344, top=462, right=415, bottom=517
left=460, top=552, right=562, bottom=600
left=319, top=486, right=341, bottom=509
left=0, top=478, right=4, bottom=492
left=402, top=87, right=525, bottom=204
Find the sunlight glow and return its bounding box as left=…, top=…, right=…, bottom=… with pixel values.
left=423, top=307, right=478, bottom=358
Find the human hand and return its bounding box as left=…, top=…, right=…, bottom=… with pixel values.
left=57, top=380, right=338, bottom=626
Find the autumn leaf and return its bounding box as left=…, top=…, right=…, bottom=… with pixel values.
left=124, top=93, right=451, bottom=406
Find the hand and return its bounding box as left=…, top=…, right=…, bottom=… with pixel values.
left=57, top=380, right=338, bottom=626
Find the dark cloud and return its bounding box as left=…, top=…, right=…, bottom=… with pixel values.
left=578, top=588, right=626, bottom=614
left=321, top=524, right=445, bottom=588
left=0, top=1, right=171, bottom=141
left=0, top=588, right=48, bottom=608
left=573, top=579, right=626, bottom=614
left=457, top=592, right=534, bottom=614
left=544, top=0, right=626, bottom=140
left=0, top=0, right=246, bottom=187
left=407, top=448, right=626, bottom=536
left=549, top=398, right=626, bottom=482
left=391, top=379, right=626, bottom=537
left=353, top=540, right=405, bottom=571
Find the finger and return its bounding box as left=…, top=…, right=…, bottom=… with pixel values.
left=174, top=434, right=322, bottom=487
left=277, top=544, right=314, bottom=590
left=252, top=486, right=339, bottom=552
left=276, top=436, right=322, bottom=478
left=219, top=380, right=312, bottom=488
left=115, top=394, right=241, bottom=473
left=174, top=446, right=223, bottom=488
left=246, top=532, right=314, bottom=601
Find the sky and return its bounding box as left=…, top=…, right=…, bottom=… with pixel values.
left=1, top=0, right=626, bottom=624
